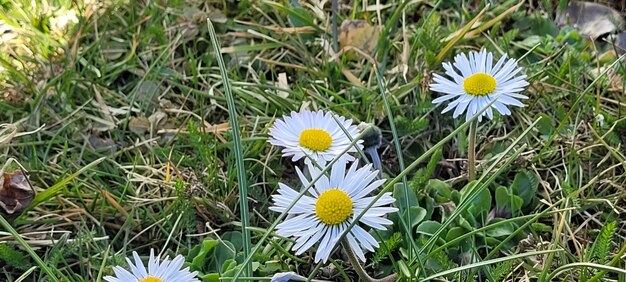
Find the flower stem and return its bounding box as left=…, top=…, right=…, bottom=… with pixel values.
left=342, top=241, right=398, bottom=282
left=468, top=120, right=478, bottom=181
left=331, top=0, right=338, bottom=52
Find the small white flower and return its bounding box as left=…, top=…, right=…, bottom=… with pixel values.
left=104, top=249, right=199, bottom=282
left=430, top=49, right=529, bottom=122
left=595, top=114, right=605, bottom=127
left=270, top=158, right=397, bottom=263
left=50, top=9, right=79, bottom=31
left=268, top=110, right=363, bottom=166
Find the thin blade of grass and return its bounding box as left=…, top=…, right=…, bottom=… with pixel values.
left=465, top=1, right=523, bottom=38
left=550, top=262, right=626, bottom=281
left=207, top=18, right=253, bottom=277
left=28, top=156, right=106, bottom=209
left=434, top=4, right=489, bottom=66
left=0, top=215, right=62, bottom=282
left=422, top=249, right=562, bottom=281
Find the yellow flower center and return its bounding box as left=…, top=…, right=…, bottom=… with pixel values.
left=463, top=72, right=497, bottom=96
left=299, top=129, right=332, bottom=152
left=138, top=276, right=162, bottom=282
left=315, top=189, right=353, bottom=225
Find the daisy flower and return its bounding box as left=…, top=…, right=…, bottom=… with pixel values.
left=270, top=158, right=397, bottom=263
left=104, top=249, right=199, bottom=282
left=430, top=49, right=529, bottom=122
left=268, top=110, right=363, bottom=166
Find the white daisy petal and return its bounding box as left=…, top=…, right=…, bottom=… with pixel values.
left=314, top=226, right=336, bottom=262
left=453, top=101, right=467, bottom=118
left=106, top=249, right=200, bottom=282
left=431, top=50, right=528, bottom=122
left=270, top=158, right=396, bottom=263
left=346, top=233, right=366, bottom=262
left=493, top=101, right=512, bottom=115
left=352, top=225, right=379, bottom=251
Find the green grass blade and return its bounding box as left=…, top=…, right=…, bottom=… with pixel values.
left=0, top=215, right=62, bottom=282
left=434, top=4, right=489, bottom=66
left=422, top=249, right=562, bottom=281
left=28, top=157, right=106, bottom=209
left=549, top=262, right=626, bottom=281
left=206, top=18, right=252, bottom=277
left=372, top=0, right=426, bottom=273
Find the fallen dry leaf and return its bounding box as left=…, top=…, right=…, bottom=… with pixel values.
left=0, top=170, right=35, bottom=215
left=556, top=1, right=625, bottom=39
left=129, top=116, right=150, bottom=136
left=339, top=20, right=381, bottom=58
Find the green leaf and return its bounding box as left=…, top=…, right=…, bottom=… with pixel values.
left=495, top=186, right=524, bottom=213
left=511, top=170, right=539, bottom=208
left=223, top=231, right=243, bottom=252
left=404, top=207, right=427, bottom=229
left=372, top=232, right=402, bottom=265
left=458, top=215, right=474, bottom=230
left=191, top=240, right=219, bottom=271
left=445, top=227, right=468, bottom=246
left=394, top=183, right=419, bottom=211
left=215, top=241, right=237, bottom=271
left=536, top=113, right=555, bottom=138
left=416, top=221, right=442, bottom=236
left=427, top=179, right=452, bottom=203
left=221, top=259, right=238, bottom=273
left=510, top=195, right=524, bottom=212
left=589, top=221, right=616, bottom=264
left=485, top=219, right=517, bottom=237
left=531, top=223, right=552, bottom=232
left=0, top=243, right=30, bottom=271
left=201, top=273, right=220, bottom=282
left=461, top=181, right=491, bottom=217
left=207, top=18, right=252, bottom=277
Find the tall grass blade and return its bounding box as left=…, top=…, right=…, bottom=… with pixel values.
left=423, top=249, right=562, bottom=281
left=28, top=157, right=106, bottom=209
left=206, top=18, right=252, bottom=277
left=0, top=215, right=62, bottom=281
left=434, top=4, right=489, bottom=66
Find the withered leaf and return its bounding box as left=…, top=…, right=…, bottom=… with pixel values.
left=0, top=170, right=35, bottom=215
left=339, top=20, right=381, bottom=57
left=556, top=1, right=625, bottom=39
left=129, top=116, right=150, bottom=136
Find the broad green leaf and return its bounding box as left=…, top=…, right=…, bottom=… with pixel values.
left=416, top=221, right=442, bottom=236
left=445, top=227, right=468, bottom=246
left=191, top=240, right=219, bottom=271
left=485, top=219, right=517, bottom=237
left=511, top=170, right=539, bottom=208
left=394, top=182, right=419, bottom=211
left=223, top=231, right=243, bottom=252
left=404, top=207, right=427, bottom=229
left=427, top=179, right=452, bottom=203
